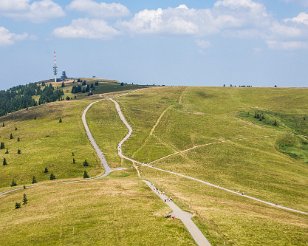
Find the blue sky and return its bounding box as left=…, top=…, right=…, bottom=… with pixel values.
left=0, top=0, right=308, bottom=89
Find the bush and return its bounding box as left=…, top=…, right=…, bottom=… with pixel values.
left=3, top=158, right=7, bottom=166
left=17, top=149, right=21, bottom=154
left=50, top=173, right=56, bottom=180
left=15, top=202, right=21, bottom=209
left=43, top=167, right=49, bottom=173
left=11, top=179, right=17, bottom=187
left=83, top=171, right=90, bottom=179
left=0, top=142, right=5, bottom=149
left=83, top=160, right=89, bottom=167
left=32, top=176, right=37, bottom=184
left=10, top=133, right=13, bottom=139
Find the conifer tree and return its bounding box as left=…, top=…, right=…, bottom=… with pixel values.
left=10, top=133, right=13, bottom=139
left=32, top=176, right=37, bottom=184
left=73, top=158, right=76, bottom=164
left=17, top=149, right=21, bottom=154
left=23, top=194, right=28, bottom=205
left=59, top=118, right=62, bottom=123
left=50, top=173, right=56, bottom=180
left=15, top=202, right=21, bottom=209
left=11, top=179, right=17, bottom=186
left=83, top=171, right=90, bottom=179
left=3, top=158, right=7, bottom=166
left=5, top=149, right=9, bottom=154
left=44, top=167, right=49, bottom=173
left=83, top=160, right=89, bottom=167
left=0, top=142, right=4, bottom=149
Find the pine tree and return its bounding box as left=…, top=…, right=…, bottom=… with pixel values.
left=15, top=202, right=21, bottom=209
left=11, top=179, right=17, bottom=187
left=2, top=122, right=4, bottom=127
left=73, top=158, right=76, bottom=164
left=17, top=149, right=21, bottom=154
left=50, top=173, right=56, bottom=180
left=5, top=149, right=9, bottom=154
left=17, top=137, right=20, bottom=142
left=3, top=158, right=7, bottom=166
left=44, top=167, right=49, bottom=173
left=59, top=118, right=62, bottom=123
left=15, top=127, right=18, bottom=131
left=23, top=194, right=28, bottom=205
left=10, top=133, right=13, bottom=139
left=0, top=142, right=4, bottom=149
left=83, top=171, right=90, bottom=179
left=83, top=160, right=89, bottom=167
left=32, top=176, right=37, bottom=184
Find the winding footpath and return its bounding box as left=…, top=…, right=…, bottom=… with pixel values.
left=109, top=98, right=308, bottom=216
left=82, top=100, right=112, bottom=177
left=110, top=98, right=212, bottom=246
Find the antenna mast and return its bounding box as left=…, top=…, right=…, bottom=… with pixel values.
left=53, top=50, right=58, bottom=82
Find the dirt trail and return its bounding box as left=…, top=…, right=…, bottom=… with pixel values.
left=110, top=98, right=212, bottom=246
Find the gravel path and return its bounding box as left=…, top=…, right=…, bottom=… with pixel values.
left=110, top=98, right=212, bottom=246
left=82, top=100, right=111, bottom=176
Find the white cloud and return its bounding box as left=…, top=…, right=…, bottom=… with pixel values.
left=195, top=39, right=211, bottom=49
left=0, top=26, right=29, bottom=45
left=0, top=0, right=65, bottom=22
left=121, top=1, right=270, bottom=36
left=0, top=0, right=28, bottom=11
left=214, top=0, right=266, bottom=14
left=267, top=40, right=308, bottom=50
left=121, top=7, right=203, bottom=35
left=270, top=22, right=302, bottom=37
left=119, top=1, right=308, bottom=50
left=285, top=12, right=308, bottom=25
left=53, top=18, right=119, bottom=39
left=68, top=0, right=129, bottom=18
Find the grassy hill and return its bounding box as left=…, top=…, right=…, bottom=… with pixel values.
left=0, top=85, right=307, bottom=245
left=87, top=86, right=307, bottom=245
left=0, top=171, right=194, bottom=245
left=0, top=98, right=102, bottom=188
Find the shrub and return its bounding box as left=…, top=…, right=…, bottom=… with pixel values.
left=3, top=158, right=7, bottom=166
left=83, top=160, right=89, bottom=167
left=17, top=149, right=21, bottom=154
left=32, top=176, right=37, bottom=184
left=11, top=179, right=17, bottom=187
left=0, top=142, right=5, bottom=149
left=50, top=173, right=56, bottom=180
left=10, top=133, right=13, bottom=139
left=83, top=171, right=90, bottom=179
left=43, top=167, right=49, bottom=173
left=15, top=202, right=21, bottom=209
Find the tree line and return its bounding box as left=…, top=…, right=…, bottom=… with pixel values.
left=0, top=83, right=64, bottom=117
